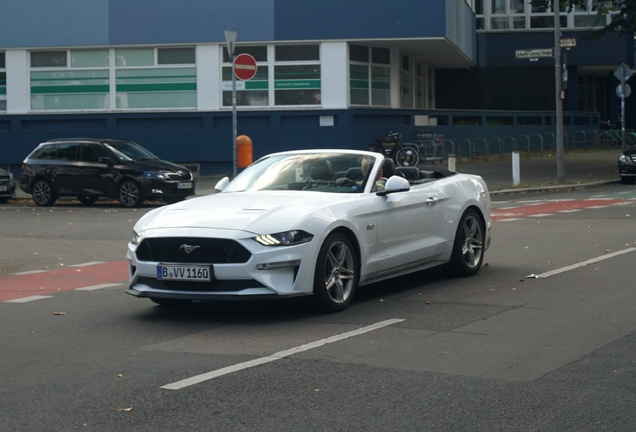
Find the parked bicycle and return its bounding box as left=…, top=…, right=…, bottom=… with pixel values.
left=597, top=120, right=636, bottom=149
left=409, top=130, right=445, bottom=166
left=368, top=131, right=419, bottom=167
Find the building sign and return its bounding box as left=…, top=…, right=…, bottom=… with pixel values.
left=274, top=80, right=320, bottom=89
left=515, top=49, right=553, bottom=59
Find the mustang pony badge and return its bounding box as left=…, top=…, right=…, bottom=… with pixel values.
left=180, top=244, right=200, bottom=254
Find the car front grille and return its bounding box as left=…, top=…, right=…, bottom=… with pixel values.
left=137, top=276, right=264, bottom=292
left=135, top=237, right=251, bottom=264
left=165, top=171, right=192, bottom=181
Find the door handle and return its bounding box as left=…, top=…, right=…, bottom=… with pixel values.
left=426, top=197, right=439, bottom=205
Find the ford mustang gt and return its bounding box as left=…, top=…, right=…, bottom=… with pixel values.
left=126, top=150, right=491, bottom=312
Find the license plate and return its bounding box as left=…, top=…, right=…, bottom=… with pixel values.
left=157, top=264, right=212, bottom=281
left=0, top=186, right=6, bottom=192
left=177, top=182, right=192, bottom=189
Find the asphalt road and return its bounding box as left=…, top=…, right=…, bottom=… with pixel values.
left=1, top=183, right=636, bottom=431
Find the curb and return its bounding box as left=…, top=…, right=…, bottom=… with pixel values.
left=490, top=179, right=621, bottom=195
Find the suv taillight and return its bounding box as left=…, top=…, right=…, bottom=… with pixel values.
left=21, top=163, right=25, bottom=172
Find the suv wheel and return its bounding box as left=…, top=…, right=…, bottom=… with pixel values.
left=32, top=179, right=56, bottom=206
left=118, top=180, right=143, bottom=208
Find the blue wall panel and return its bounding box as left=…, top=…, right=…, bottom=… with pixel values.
left=0, top=0, right=109, bottom=48
left=108, top=0, right=275, bottom=45
left=274, top=0, right=446, bottom=40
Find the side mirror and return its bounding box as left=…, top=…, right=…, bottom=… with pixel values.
left=214, top=176, right=230, bottom=192
left=98, top=156, right=113, bottom=165
left=377, top=175, right=410, bottom=196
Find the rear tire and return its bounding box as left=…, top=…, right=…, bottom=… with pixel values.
left=32, top=179, right=56, bottom=206
left=118, top=180, right=143, bottom=208
left=449, top=209, right=485, bottom=277
left=313, top=232, right=358, bottom=313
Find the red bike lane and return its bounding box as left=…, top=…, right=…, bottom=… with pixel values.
left=491, top=198, right=633, bottom=222
left=0, top=261, right=128, bottom=302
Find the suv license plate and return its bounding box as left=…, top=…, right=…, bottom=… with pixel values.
left=0, top=186, right=6, bottom=192
left=157, top=265, right=212, bottom=281
left=177, top=182, right=192, bottom=189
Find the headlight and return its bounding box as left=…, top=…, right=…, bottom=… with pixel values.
left=144, top=171, right=167, bottom=180
left=130, top=230, right=143, bottom=245
left=253, top=230, right=313, bottom=246
left=619, top=155, right=633, bottom=164
left=9, top=173, right=13, bottom=180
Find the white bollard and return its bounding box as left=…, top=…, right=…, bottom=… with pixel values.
left=512, top=151, right=520, bottom=187
left=448, top=154, right=456, bottom=172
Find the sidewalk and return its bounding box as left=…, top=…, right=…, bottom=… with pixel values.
left=12, top=149, right=623, bottom=200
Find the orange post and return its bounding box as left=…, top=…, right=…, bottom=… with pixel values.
left=236, top=135, right=253, bottom=168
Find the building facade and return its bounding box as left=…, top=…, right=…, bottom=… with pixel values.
left=0, top=0, right=632, bottom=175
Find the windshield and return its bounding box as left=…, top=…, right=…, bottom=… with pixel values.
left=104, top=141, right=159, bottom=162
left=223, top=152, right=377, bottom=193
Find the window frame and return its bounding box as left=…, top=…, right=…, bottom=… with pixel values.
left=348, top=45, right=391, bottom=108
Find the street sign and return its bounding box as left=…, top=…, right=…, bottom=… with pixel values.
left=515, top=48, right=553, bottom=59
left=233, top=53, right=257, bottom=81
left=617, top=83, right=631, bottom=98
left=614, top=63, right=633, bottom=82
left=560, top=38, right=576, bottom=48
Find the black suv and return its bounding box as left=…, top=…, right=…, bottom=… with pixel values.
left=20, top=138, right=196, bottom=207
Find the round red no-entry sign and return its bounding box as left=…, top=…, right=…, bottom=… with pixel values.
left=233, top=53, right=257, bottom=80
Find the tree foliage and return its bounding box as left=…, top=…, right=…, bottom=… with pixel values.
left=531, top=0, right=636, bottom=39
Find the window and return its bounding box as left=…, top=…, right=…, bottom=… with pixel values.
left=222, top=44, right=321, bottom=107
left=400, top=55, right=410, bottom=108
left=0, top=52, right=5, bottom=111
left=349, top=45, right=391, bottom=107
left=222, top=46, right=269, bottom=107
left=115, top=47, right=196, bottom=109
left=475, top=0, right=612, bottom=30
left=274, top=45, right=320, bottom=106
left=79, top=144, right=110, bottom=163
left=56, top=143, right=79, bottom=161
left=30, top=50, right=110, bottom=110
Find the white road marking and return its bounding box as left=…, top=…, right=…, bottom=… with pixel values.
left=537, top=248, right=636, bottom=278
left=497, top=218, right=524, bottom=222
left=161, top=318, right=404, bottom=390
left=75, top=283, right=123, bottom=291
left=557, top=209, right=582, bottom=213
left=69, top=262, right=106, bottom=267
left=9, top=270, right=47, bottom=276
left=528, top=214, right=552, bottom=218
left=6, top=295, right=53, bottom=303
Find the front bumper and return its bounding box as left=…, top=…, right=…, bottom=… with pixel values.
left=126, top=227, right=318, bottom=301
left=619, top=152, right=636, bottom=175
left=140, top=178, right=196, bottom=200
left=0, top=179, right=16, bottom=198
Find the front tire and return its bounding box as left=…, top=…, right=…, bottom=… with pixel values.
left=313, top=233, right=358, bottom=313
left=118, top=180, right=143, bottom=208
left=32, top=179, right=56, bottom=206
left=620, top=175, right=635, bottom=185
left=450, top=209, right=485, bottom=277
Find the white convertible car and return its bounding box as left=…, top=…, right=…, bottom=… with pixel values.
left=126, top=150, right=491, bottom=312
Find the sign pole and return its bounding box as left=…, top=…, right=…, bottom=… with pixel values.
left=554, top=1, right=564, bottom=183
left=224, top=30, right=238, bottom=178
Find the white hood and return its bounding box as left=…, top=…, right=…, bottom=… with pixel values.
left=136, top=191, right=357, bottom=234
